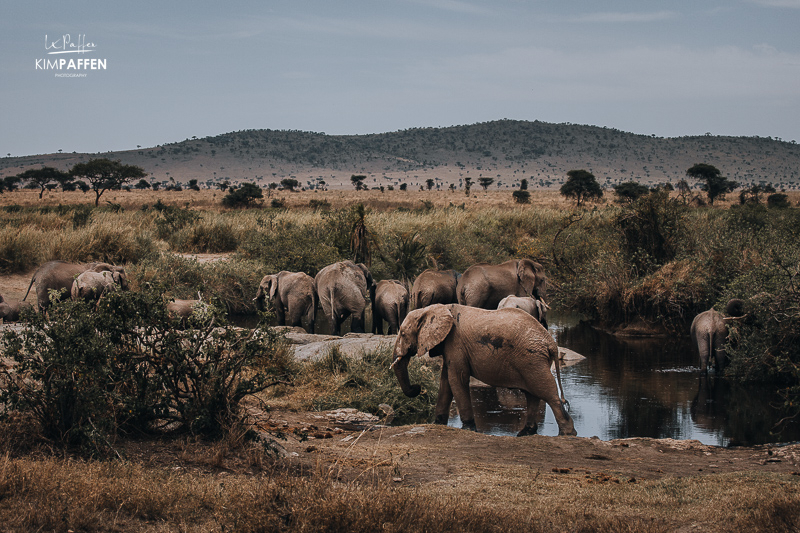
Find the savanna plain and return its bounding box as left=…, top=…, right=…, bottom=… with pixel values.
left=1, top=188, right=800, bottom=532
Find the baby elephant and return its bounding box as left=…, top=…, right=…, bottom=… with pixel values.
left=0, top=294, right=31, bottom=322
left=167, top=298, right=211, bottom=324
left=690, top=298, right=745, bottom=373
left=371, top=280, right=409, bottom=335
left=71, top=270, right=128, bottom=304
left=497, top=295, right=549, bottom=329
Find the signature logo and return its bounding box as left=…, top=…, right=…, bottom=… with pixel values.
left=45, top=34, right=97, bottom=54
left=36, top=34, right=106, bottom=76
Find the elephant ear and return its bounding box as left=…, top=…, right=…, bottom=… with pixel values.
left=517, top=259, right=545, bottom=298
left=416, top=304, right=454, bottom=357
left=268, top=276, right=278, bottom=301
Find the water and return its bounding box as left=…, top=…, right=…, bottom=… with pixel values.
left=448, top=312, right=800, bottom=446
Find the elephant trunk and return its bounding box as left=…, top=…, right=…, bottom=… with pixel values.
left=254, top=292, right=267, bottom=312
left=392, top=355, right=421, bottom=398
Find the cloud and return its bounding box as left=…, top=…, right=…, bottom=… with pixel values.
left=747, top=0, right=800, bottom=8
left=568, top=11, right=679, bottom=23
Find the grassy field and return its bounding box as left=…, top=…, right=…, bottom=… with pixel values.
left=1, top=187, right=800, bottom=532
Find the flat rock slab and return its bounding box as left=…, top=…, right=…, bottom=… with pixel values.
left=276, top=327, right=588, bottom=365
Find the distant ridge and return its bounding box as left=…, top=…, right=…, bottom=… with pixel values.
left=2, top=120, right=798, bottom=190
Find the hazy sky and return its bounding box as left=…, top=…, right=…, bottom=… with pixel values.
left=3, top=1, right=800, bottom=156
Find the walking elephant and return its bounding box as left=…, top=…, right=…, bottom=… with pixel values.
left=23, top=260, right=128, bottom=311
left=71, top=270, right=128, bottom=304
left=391, top=304, right=576, bottom=437
left=314, top=261, right=374, bottom=336
left=457, top=259, right=546, bottom=310
left=254, top=271, right=317, bottom=333
left=371, top=280, right=409, bottom=335
left=410, top=269, right=460, bottom=310
left=497, top=295, right=549, bottom=329
left=690, top=299, right=745, bottom=373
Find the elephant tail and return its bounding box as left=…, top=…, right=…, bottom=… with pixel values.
left=550, top=343, right=568, bottom=406
left=22, top=271, right=37, bottom=302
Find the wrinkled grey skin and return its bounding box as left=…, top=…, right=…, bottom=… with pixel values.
left=457, top=259, right=546, bottom=310
left=254, top=271, right=317, bottom=333
left=0, top=294, right=31, bottom=322
left=690, top=299, right=745, bottom=373
left=497, top=295, right=549, bottom=329
left=70, top=270, right=128, bottom=304
left=392, top=304, right=576, bottom=437
left=410, top=269, right=460, bottom=310
left=167, top=299, right=203, bottom=320
left=23, top=260, right=128, bottom=311
left=314, top=261, right=374, bottom=336
left=370, top=280, right=409, bottom=335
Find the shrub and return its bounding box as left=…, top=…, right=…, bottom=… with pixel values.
left=0, top=288, right=286, bottom=454
left=767, top=193, right=791, bottom=209
left=512, top=190, right=531, bottom=204
left=222, top=183, right=263, bottom=208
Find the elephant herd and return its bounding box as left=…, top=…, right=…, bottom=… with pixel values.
left=250, top=258, right=576, bottom=437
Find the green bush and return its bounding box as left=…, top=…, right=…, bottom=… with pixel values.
left=306, top=346, right=441, bottom=425
left=222, top=183, right=263, bottom=208
left=0, top=288, right=286, bottom=454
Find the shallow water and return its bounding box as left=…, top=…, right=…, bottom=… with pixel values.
left=449, top=312, right=800, bottom=446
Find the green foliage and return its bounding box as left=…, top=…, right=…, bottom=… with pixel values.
left=560, top=169, right=603, bottom=206
left=686, top=163, right=737, bottom=205
left=478, top=177, right=494, bottom=190
left=613, top=181, right=650, bottom=203
left=512, top=190, right=531, bottom=204
left=767, top=193, right=791, bottom=209
left=221, top=182, right=263, bottom=208
left=306, top=346, right=440, bottom=425
left=15, top=167, right=72, bottom=199
left=615, top=189, right=686, bottom=274
left=280, top=178, right=299, bottom=191
left=382, top=232, right=427, bottom=283
left=70, top=158, right=147, bottom=207
left=350, top=175, right=366, bottom=191
left=0, top=288, right=286, bottom=454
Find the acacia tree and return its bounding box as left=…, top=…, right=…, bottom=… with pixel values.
left=686, top=163, right=737, bottom=205
left=560, top=169, right=603, bottom=206
left=613, top=181, right=650, bottom=203
left=351, top=174, right=366, bottom=191
left=478, top=177, right=494, bottom=191
left=70, top=159, right=147, bottom=206
left=16, top=167, right=72, bottom=199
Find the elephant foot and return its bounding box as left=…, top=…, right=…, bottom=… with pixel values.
left=517, top=424, right=538, bottom=437
left=434, top=414, right=449, bottom=425
left=461, top=419, right=477, bottom=432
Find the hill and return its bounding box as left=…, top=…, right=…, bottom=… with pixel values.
left=2, top=119, right=799, bottom=190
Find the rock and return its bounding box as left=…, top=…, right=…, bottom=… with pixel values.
left=289, top=333, right=396, bottom=361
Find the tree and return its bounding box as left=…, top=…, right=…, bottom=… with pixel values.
left=70, top=159, right=147, bottom=206
left=15, top=167, right=72, bottom=199
left=426, top=178, right=435, bottom=190
left=686, top=163, right=737, bottom=205
left=280, top=178, right=299, bottom=191
left=560, top=169, right=603, bottom=206
left=216, top=180, right=230, bottom=192
left=478, top=177, right=494, bottom=191
left=221, top=182, right=263, bottom=208
left=613, top=181, right=650, bottom=203
left=399, top=183, right=408, bottom=191
left=512, top=190, right=530, bottom=204
left=464, top=177, right=472, bottom=196
left=0, top=175, right=22, bottom=194
left=520, top=178, right=528, bottom=191
left=187, top=179, right=200, bottom=191
left=134, top=179, right=151, bottom=190
left=351, top=174, right=366, bottom=191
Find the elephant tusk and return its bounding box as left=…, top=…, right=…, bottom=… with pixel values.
left=540, top=298, right=550, bottom=310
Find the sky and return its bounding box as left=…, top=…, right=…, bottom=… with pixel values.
left=2, top=0, right=800, bottom=157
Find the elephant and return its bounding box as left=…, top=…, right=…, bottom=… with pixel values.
left=0, top=294, right=31, bottom=322
left=166, top=298, right=209, bottom=323
left=70, top=270, right=128, bottom=304
left=690, top=299, right=745, bottom=373
left=254, top=271, right=317, bottom=333
left=457, top=259, right=547, bottom=310
left=314, top=260, right=374, bottom=336
left=410, top=269, right=460, bottom=310
left=370, top=279, right=409, bottom=335
left=23, top=260, right=128, bottom=311
left=391, top=304, right=576, bottom=437
left=497, top=295, right=549, bottom=329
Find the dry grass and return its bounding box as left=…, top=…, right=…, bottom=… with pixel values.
left=1, top=453, right=798, bottom=532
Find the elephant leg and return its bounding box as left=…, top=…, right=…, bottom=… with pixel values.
left=434, top=364, right=454, bottom=425
left=275, top=304, right=287, bottom=327
left=696, top=334, right=711, bottom=373
left=517, top=391, right=543, bottom=436
left=305, top=306, right=315, bottom=334
left=523, top=366, right=577, bottom=436
left=350, top=311, right=365, bottom=334
left=447, top=363, right=476, bottom=431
